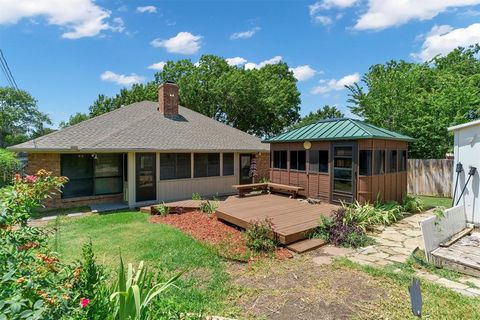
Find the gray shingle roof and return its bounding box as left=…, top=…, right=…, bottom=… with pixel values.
left=9, top=101, right=269, bottom=153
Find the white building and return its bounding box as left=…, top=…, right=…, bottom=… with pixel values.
left=449, top=119, right=480, bottom=224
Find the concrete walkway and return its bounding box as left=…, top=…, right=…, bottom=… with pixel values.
left=312, top=210, right=480, bottom=297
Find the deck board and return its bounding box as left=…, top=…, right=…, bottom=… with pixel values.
left=216, top=194, right=338, bottom=244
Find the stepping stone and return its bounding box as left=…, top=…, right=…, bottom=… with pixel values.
left=41, top=216, right=57, bottom=221
left=322, top=245, right=353, bottom=256
left=313, top=255, right=333, bottom=265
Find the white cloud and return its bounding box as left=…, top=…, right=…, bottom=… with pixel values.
left=355, top=0, right=480, bottom=31
left=412, top=23, right=480, bottom=61
left=150, top=32, right=202, bottom=54
left=230, top=27, right=260, bottom=40
left=148, top=61, right=167, bottom=71
left=244, top=56, right=283, bottom=70
left=225, top=57, right=247, bottom=66
left=311, top=72, right=360, bottom=94
left=0, top=0, right=124, bottom=39
left=100, top=71, right=145, bottom=86
left=313, top=15, right=333, bottom=25
left=136, top=6, right=157, bottom=13
left=309, top=0, right=358, bottom=14
left=290, top=65, right=317, bottom=81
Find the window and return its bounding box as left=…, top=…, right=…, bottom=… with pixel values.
left=387, top=150, right=397, bottom=173
left=359, top=150, right=372, bottom=176
left=273, top=150, right=287, bottom=169
left=223, top=153, right=234, bottom=176
left=61, top=154, right=123, bottom=198
left=194, top=153, right=220, bottom=177
left=309, top=150, right=329, bottom=173
left=373, top=150, right=385, bottom=175
left=399, top=150, right=407, bottom=172
left=290, top=150, right=306, bottom=171
left=160, top=153, right=191, bottom=180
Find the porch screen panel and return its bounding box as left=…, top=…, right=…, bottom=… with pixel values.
left=194, top=153, right=220, bottom=177
left=223, top=153, right=234, bottom=176
left=160, top=153, right=191, bottom=180
left=61, top=154, right=94, bottom=198
left=95, top=154, right=123, bottom=195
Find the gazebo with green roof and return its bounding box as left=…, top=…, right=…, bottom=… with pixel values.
left=263, top=118, right=414, bottom=204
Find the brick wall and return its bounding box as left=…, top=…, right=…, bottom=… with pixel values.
left=255, top=152, right=270, bottom=181
left=27, top=153, right=123, bottom=209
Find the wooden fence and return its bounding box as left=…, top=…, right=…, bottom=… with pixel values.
left=407, top=159, right=453, bottom=197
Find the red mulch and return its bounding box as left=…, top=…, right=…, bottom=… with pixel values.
left=149, top=211, right=293, bottom=262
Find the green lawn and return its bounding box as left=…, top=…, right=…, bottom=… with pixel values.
left=49, top=211, right=235, bottom=317
left=416, top=195, right=452, bottom=209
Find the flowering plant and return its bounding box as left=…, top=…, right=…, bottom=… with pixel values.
left=0, top=169, right=67, bottom=226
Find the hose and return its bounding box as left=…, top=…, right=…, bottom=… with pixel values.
left=456, top=166, right=477, bottom=206
left=452, top=162, right=463, bottom=207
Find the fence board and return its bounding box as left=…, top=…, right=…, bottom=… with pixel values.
left=407, top=159, right=453, bottom=197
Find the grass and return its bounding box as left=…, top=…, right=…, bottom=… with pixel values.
left=31, top=205, right=91, bottom=219
left=47, top=211, right=236, bottom=317
left=416, top=195, right=452, bottom=209
left=337, top=258, right=480, bottom=319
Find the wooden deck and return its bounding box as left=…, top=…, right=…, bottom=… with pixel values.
left=140, top=199, right=205, bottom=214
left=216, top=194, right=338, bottom=244
left=431, top=232, right=480, bottom=277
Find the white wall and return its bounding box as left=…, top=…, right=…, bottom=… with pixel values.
left=452, top=124, right=480, bottom=224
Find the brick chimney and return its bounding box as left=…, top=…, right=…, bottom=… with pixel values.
left=158, top=81, right=179, bottom=117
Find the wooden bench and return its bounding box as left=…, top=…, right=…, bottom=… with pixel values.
left=232, top=182, right=304, bottom=198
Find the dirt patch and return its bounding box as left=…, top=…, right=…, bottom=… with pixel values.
left=150, top=211, right=292, bottom=261
left=228, top=255, right=388, bottom=319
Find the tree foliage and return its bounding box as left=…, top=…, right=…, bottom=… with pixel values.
left=88, top=55, right=301, bottom=137
left=290, top=105, right=344, bottom=129
left=0, top=87, right=52, bottom=148
left=59, top=112, right=90, bottom=128
left=0, top=149, right=20, bottom=187
left=347, top=46, right=480, bottom=159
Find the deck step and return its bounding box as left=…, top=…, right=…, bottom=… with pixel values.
left=139, top=206, right=151, bottom=213
left=286, top=238, right=327, bottom=253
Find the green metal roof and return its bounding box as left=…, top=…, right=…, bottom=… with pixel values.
left=264, top=118, right=414, bottom=143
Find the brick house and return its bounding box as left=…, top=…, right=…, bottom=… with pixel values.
left=9, top=82, right=270, bottom=209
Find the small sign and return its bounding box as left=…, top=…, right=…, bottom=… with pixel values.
left=303, top=141, right=311, bottom=150
left=409, top=278, right=422, bottom=317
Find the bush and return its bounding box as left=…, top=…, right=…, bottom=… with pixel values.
left=199, top=200, right=218, bottom=214
left=0, top=149, right=20, bottom=187
left=402, top=195, right=424, bottom=213
left=245, top=218, right=278, bottom=253
left=313, top=209, right=375, bottom=248
left=342, top=200, right=405, bottom=232
left=154, top=203, right=171, bottom=216
left=191, top=193, right=202, bottom=200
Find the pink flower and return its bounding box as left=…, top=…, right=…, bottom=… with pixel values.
left=25, top=175, right=38, bottom=183
left=80, top=297, right=90, bottom=308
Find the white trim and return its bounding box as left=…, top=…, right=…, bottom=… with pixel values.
left=448, top=119, right=480, bottom=132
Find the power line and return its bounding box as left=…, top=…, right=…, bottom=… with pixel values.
left=0, top=49, right=19, bottom=90
left=0, top=55, right=14, bottom=88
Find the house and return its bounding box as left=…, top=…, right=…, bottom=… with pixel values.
left=264, top=118, right=414, bottom=204
left=448, top=119, right=480, bottom=224
left=9, top=82, right=270, bottom=208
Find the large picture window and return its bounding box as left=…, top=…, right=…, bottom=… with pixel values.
left=273, top=150, right=287, bottom=169
left=223, top=153, right=234, bottom=176
left=309, top=150, right=329, bottom=173
left=61, top=154, right=123, bottom=198
left=290, top=150, right=306, bottom=171
left=359, top=150, right=372, bottom=176
left=387, top=150, right=397, bottom=173
left=194, top=153, right=220, bottom=177
left=373, top=150, right=385, bottom=175
left=160, top=153, right=191, bottom=180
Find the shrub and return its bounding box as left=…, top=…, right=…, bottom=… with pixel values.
left=199, top=200, right=218, bottom=214
left=342, top=200, right=404, bottom=232
left=154, top=203, right=170, bottom=216
left=0, top=149, right=20, bottom=187
left=313, top=209, right=375, bottom=248
left=402, top=195, right=424, bottom=213
left=191, top=193, right=202, bottom=200
left=245, top=218, right=278, bottom=253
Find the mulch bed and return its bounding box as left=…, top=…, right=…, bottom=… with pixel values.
left=149, top=211, right=292, bottom=261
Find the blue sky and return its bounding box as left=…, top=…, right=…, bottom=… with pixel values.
left=1, top=0, right=480, bottom=127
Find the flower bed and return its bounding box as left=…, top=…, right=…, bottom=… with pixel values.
left=150, top=211, right=292, bottom=261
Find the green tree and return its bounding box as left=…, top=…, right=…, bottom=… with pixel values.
left=347, top=46, right=480, bottom=159
left=0, top=87, right=51, bottom=148
left=89, top=55, right=301, bottom=137
left=0, top=148, right=20, bottom=187
left=291, top=105, right=344, bottom=129
left=59, top=112, right=90, bottom=128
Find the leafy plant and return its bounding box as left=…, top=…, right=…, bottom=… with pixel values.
left=245, top=218, right=278, bottom=253
left=342, top=200, right=405, bottom=232
left=110, top=257, right=182, bottom=320
left=191, top=193, right=202, bottom=200
left=154, top=203, right=170, bottom=217
left=402, top=195, right=424, bottom=213
left=0, top=149, right=20, bottom=187
left=199, top=200, right=218, bottom=214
